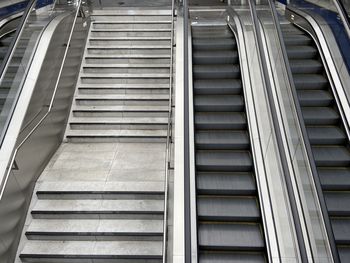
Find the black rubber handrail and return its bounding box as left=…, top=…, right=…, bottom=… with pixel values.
left=266, top=0, right=341, bottom=261
left=0, top=0, right=37, bottom=79
left=183, top=0, right=192, bottom=261
left=246, top=0, right=310, bottom=261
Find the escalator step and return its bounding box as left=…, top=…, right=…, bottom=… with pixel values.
left=319, top=168, right=350, bottom=190
left=302, top=107, right=339, bottom=125
left=193, top=38, right=236, bottom=51
left=331, top=219, right=350, bottom=244
left=193, top=64, right=240, bottom=79
left=198, top=223, right=265, bottom=251
left=199, top=253, right=265, bottom=263
left=193, top=50, right=238, bottom=64
left=283, top=35, right=312, bottom=46
left=297, top=90, right=333, bottom=107
left=196, top=172, right=256, bottom=195
left=312, top=146, right=350, bottom=167
left=197, top=196, right=260, bottom=221
left=195, top=112, right=246, bottom=130
left=293, top=74, right=329, bottom=90
left=196, top=150, right=252, bottom=171
left=194, top=79, right=242, bottom=95
left=307, top=126, right=346, bottom=145
left=290, top=59, right=323, bottom=74
left=339, top=247, right=350, bottom=262
left=195, top=130, right=249, bottom=149
left=194, top=95, right=244, bottom=112
left=325, top=192, right=350, bottom=216
left=286, top=46, right=317, bottom=59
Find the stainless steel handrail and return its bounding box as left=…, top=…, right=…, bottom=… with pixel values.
left=162, top=0, right=175, bottom=261
left=268, top=0, right=341, bottom=261
left=0, top=0, right=83, bottom=200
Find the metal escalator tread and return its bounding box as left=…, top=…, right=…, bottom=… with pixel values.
left=301, top=107, right=339, bottom=125
left=194, top=64, right=240, bottom=79
left=193, top=50, right=238, bottom=64
left=290, top=59, right=323, bottom=74
left=194, top=79, right=242, bottom=95
left=282, top=22, right=350, bottom=261
left=198, top=223, right=265, bottom=250
left=192, top=24, right=266, bottom=260
left=195, top=130, right=249, bottom=149
left=297, top=90, right=333, bottom=106
left=196, top=172, right=256, bottom=195
left=197, top=196, right=260, bottom=221
left=194, top=95, right=244, bottom=112
left=307, top=126, right=346, bottom=145
left=199, top=253, right=265, bottom=263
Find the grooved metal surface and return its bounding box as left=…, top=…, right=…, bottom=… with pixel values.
left=192, top=24, right=267, bottom=262
left=282, top=21, right=350, bottom=262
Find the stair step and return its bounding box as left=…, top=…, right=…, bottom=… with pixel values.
left=195, top=112, right=246, bottom=130
left=66, top=129, right=167, bottom=143
left=69, top=117, right=167, bottom=130
left=312, top=146, right=350, bottom=167
left=31, top=199, right=164, bottom=219
left=307, top=126, right=346, bottom=145
left=293, top=74, right=329, bottom=90
left=194, top=95, right=244, bottom=112
left=287, top=46, right=317, bottom=59
left=302, top=107, right=339, bottom=125
left=325, top=192, right=350, bottom=216
left=194, top=79, right=242, bottom=95
left=192, top=38, right=236, bottom=51
left=290, top=59, right=323, bottom=74
left=25, top=219, right=163, bottom=241
left=36, top=181, right=164, bottom=200
left=297, top=90, right=333, bottom=106
left=73, top=105, right=168, bottom=117
left=193, top=64, right=240, bottom=79
left=196, top=172, right=256, bottom=195
left=197, top=196, right=260, bottom=221
left=20, top=240, right=162, bottom=262
left=196, top=150, right=252, bottom=172
left=195, top=130, right=249, bottom=150
left=198, top=223, right=265, bottom=251
left=331, top=219, right=350, bottom=244
left=319, top=168, right=350, bottom=191
left=193, top=50, right=238, bottom=64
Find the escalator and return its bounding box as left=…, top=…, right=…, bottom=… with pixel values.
left=280, top=21, right=350, bottom=262
left=192, top=24, right=268, bottom=261
left=0, top=32, right=14, bottom=65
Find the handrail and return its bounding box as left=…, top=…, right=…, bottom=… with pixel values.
left=0, top=0, right=36, bottom=84
left=0, top=0, right=83, bottom=200
left=268, top=0, right=341, bottom=261
left=331, top=0, right=350, bottom=40
left=247, top=0, right=310, bottom=260
left=162, top=0, right=175, bottom=261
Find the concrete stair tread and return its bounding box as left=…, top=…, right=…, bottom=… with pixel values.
left=26, top=219, right=163, bottom=235
left=20, top=240, right=162, bottom=257
left=80, top=73, right=170, bottom=78
left=66, top=129, right=167, bottom=137
left=73, top=105, right=168, bottom=112
left=85, top=54, right=170, bottom=58
left=91, top=9, right=171, bottom=15
left=87, top=45, right=170, bottom=49
left=93, top=21, right=171, bottom=24
left=37, top=181, right=165, bottom=193
left=83, top=63, right=170, bottom=68
left=32, top=199, right=164, bottom=213
left=79, top=83, right=169, bottom=89
left=75, top=94, right=169, bottom=100
left=90, top=36, right=171, bottom=40
left=91, top=28, right=171, bottom=32
left=70, top=117, right=168, bottom=124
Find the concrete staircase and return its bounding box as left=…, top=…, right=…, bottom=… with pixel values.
left=16, top=9, right=171, bottom=263
left=65, top=9, right=172, bottom=142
